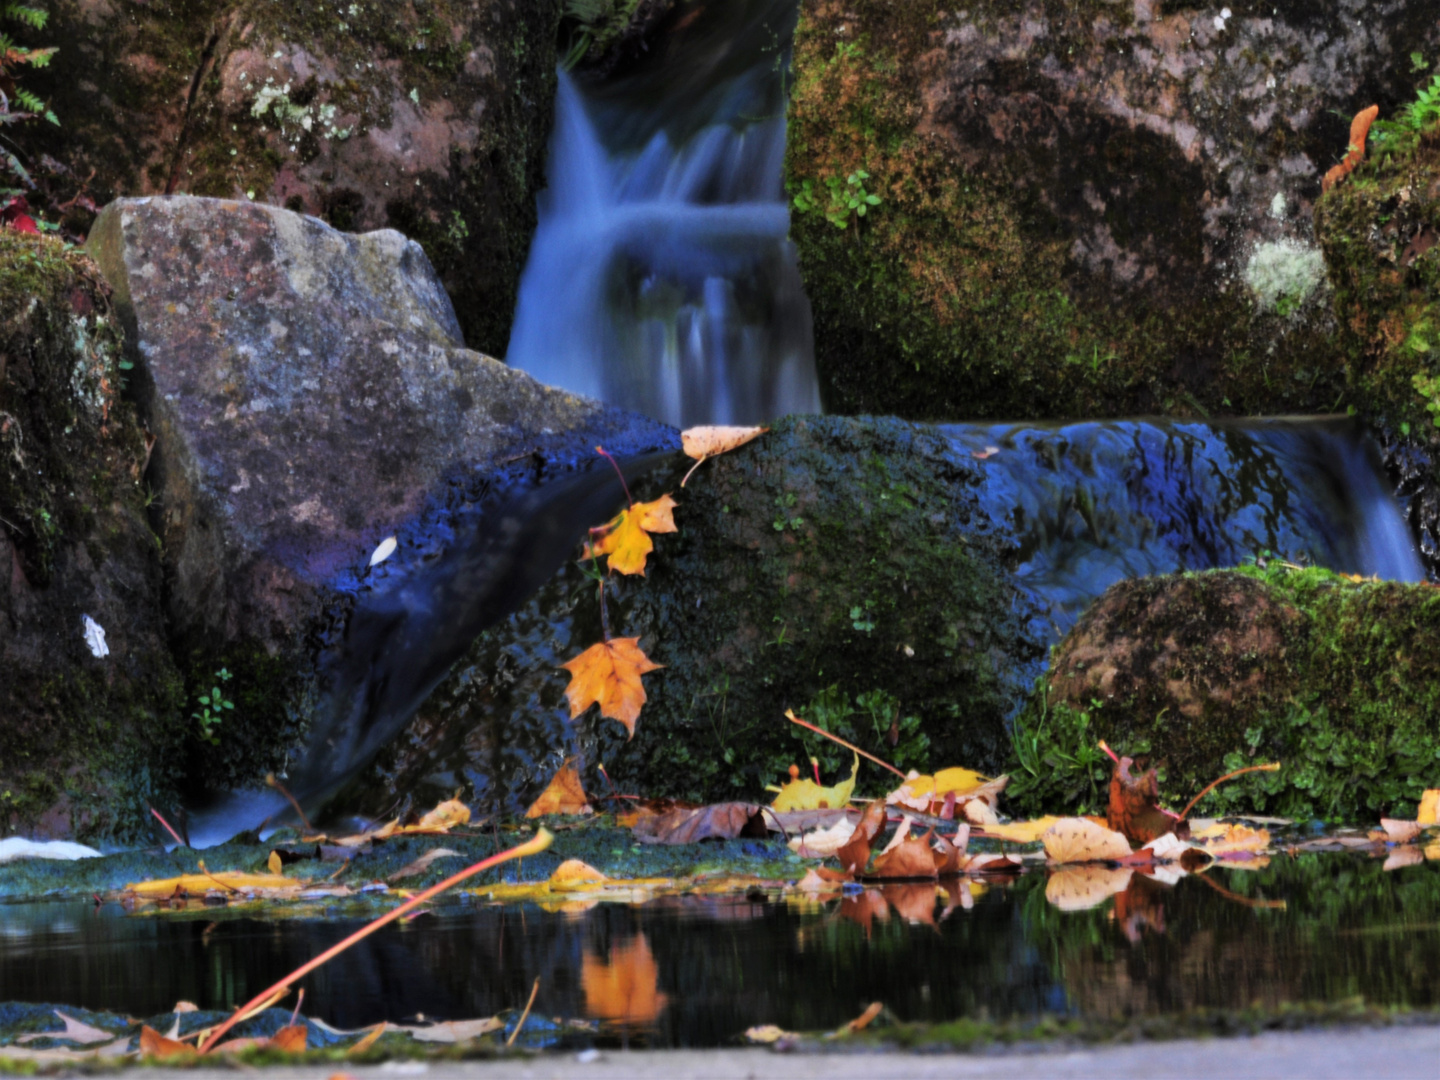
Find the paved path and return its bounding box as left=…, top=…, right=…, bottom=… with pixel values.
left=124, top=1025, right=1440, bottom=1079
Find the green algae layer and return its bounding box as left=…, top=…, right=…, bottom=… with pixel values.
left=785, top=0, right=1348, bottom=422
left=1013, top=564, right=1440, bottom=822
left=1314, top=115, right=1440, bottom=438
left=354, top=415, right=1044, bottom=817
left=0, top=232, right=187, bottom=841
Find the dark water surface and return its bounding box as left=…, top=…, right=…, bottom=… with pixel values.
left=1, top=853, right=1437, bottom=1047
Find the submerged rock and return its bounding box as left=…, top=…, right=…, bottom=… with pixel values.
left=22, top=0, right=565, bottom=354
left=1030, top=565, right=1440, bottom=822
left=786, top=0, right=1440, bottom=421
left=0, top=232, right=186, bottom=840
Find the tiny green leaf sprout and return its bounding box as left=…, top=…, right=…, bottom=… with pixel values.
left=193, top=667, right=235, bottom=745
left=793, top=170, right=883, bottom=230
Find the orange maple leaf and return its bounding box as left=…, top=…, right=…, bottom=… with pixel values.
left=583, top=494, right=678, bottom=576
left=525, top=765, right=594, bottom=818
left=559, top=637, right=662, bottom=737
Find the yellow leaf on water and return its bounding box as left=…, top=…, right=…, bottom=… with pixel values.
left=582, top=495, right=678, bottom=576
left=124, top=872, right=295, bottom=897
left=769, top=752, right=859, bottom=813
left=525, top=765, right=595, bottom=817
left=549, top=859, right=608, bottom=891
left=1198, top=823, right=1272, bottom=855
left=886, top=767, right=991, bottom=811
left=984, top=816, right=1065, bottom=844
left=1418, top=789, right=1439, bottom=826
left=1041, top=817, right=1134, bottom=864
left=559, top=638, right=662, bottom=737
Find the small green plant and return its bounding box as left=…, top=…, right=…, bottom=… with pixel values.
left=1007, top=683, right=1112, bottom=816
left=792, top=170, right=882, bottom=230
left=849, top=601, right=875, bottom=633
left=0, top=4, right=57, bottom=189
left=1413, top=369, right=1440, bottom=428
left=1372, top=69, right=1440, bottom=150
left=771, top=492, right=803, bottom=531
left=193, top=668, right=235, bottom=745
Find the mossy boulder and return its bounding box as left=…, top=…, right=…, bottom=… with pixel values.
left=351, top=414, right=1047, bottom=816
left=0, top=231, right=187, bottom=841
left=1021, top=564, right=1440, bottom=822
left=786, top=0, right=1440, bottom=421
left=20, top=0, right=564, bottom=355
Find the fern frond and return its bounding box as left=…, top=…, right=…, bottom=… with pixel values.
left=1, top=5, right=49, bottom=32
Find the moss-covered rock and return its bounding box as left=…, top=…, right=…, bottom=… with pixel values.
left=786, top=0, right=1440, bottom=421
left=353, top=415, right=1047, bottom=816
left=0, top=231, right=187, bottom=842
left=1018, top=564, right=1440, bottom=822
left=20, top=0, right=563, bottom=355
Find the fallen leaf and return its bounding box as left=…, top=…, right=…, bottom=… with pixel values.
left=1045, top=866, right=1134, bottom=911
left=173, top=1002, right=199, bottom=1013
left=1106, top=755, right=1181, bottom=844
left=1419, top=789, right=1439, bottom=826
left=415, top=798, right=470, bottom=831
left=835, top=799, right=887, bottom=875
left=347, top=1024, right=386, bottom=1056
left=833, top=1001, right=884, bottom=1036
left=1383, top=846, right=1425, bottom=871
left=559, top=638, right=662, bottom=737
left=1139, top=832, right=1194, bottom=863
left=882, top=883, right=939, bottom=924
left=932, top=830, right=970, bottom=876
left=123, top=872, right=296, bottom=898
left=982, top=816, right=1065, bottom=844
left=389, top=848, right=463, bottom=881
left=267, top=851, right=284, bottom=875
left=632, top=802, right=766, bottom=844
left=139, top=1025, right=195, bottom=1059
left=400, top=1018, right=504, bottom=1043
left=1197, top=823, right=1271, bottom=855
left=16, top=1011, right=117, bottom=1045
left=1042, top=817, right=1134, bottom=864
left=549, top=859, right=608, bottom=890
left=789, top=816, right=857, bottom=857
left=525, top=765, right=594, bottom=817
left=878, top=815, right=913, bottom=856
left=681, top=425, right=768, bottom=461
left=838, top=888, right=890, bottom=934
left=962, top=798, right=1000, bottom=826
left=769, top=749, right=858, bottom=812
left=967, top=853, right=1024, bottom=874
left=581, top=935, right=668, bottom=1029
left=886, top=767, right=988, bottom=809
left=867, top=830, right=939, bottom=880
left=744, top=1024, right=796, bottom=1044
left=583, top=495, right=678, bottom=576
left=795, top=867, right=840, bottom=894
left=268, top=1025, right=308, bottom=1053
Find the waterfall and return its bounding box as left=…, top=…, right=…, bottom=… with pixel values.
left=505, top=37, right=819, bottom=426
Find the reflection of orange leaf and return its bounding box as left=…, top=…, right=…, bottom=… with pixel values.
left=583, top=495, right=678, bottom=575
left=882, top=883, right=938, bottom=925
left=581, top=935, right=669, bottom=1029
left=525, top=766, right=594, bottom=818
left=1322, top=104, right=1379, bottom=192
left=559, top=638, right=662, bottom=737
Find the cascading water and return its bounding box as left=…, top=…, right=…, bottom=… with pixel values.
left=505, top=1, right=819, bottom=427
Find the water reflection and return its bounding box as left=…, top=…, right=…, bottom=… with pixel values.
left=0, top=854, right=1437, bottom=1045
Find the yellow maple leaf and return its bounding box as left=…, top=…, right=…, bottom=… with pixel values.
left=886, top=767, right=994, bottom=812
left=525, top=765, right=594, bottom=817
left=583, top=494, right=678, bottom=575
left=559, top=637, right=663, bottom=737
left=768, top=753, right=859, bottom=812
left=983, top=816, right=1066, bottom=844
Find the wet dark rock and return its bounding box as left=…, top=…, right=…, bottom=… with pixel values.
left=353, top=415, right=1048, bottom=817
left=786, top=0, right=1440, bottom=421
left=22, top=0, right=564, bottom=354
left=0, top=232, right=186, bottom=841
left=1034, top=565, right=1440, bottom=821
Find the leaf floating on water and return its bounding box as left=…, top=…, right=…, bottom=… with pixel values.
left=867, top=830, right=939, bottom=881
left=1041, top=817, right=1134, bottom=864
left=368, top=535, right=397, bottom=567
left=632, top=801, right=767, bottom=844
left=982, top=816, right=1066, bottom=844
left=582, top=495, right=678, bottom=575
left=768, top=752, right=858, bottom=812
left=549, top=859, right=608, bottom=890
left=1196, top=822, right=1272, bottom=855
left=788, top=816, right=858, bottom=857
left=123, top=871, right=296, bottom=898
left=525, top=765, right=594, bottom=817
left=559, top=637, right=662, bottom=737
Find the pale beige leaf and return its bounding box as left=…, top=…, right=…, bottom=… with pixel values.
left=400, top=1017, right=504, bottom=1043
left=744, top=1024, right=795, bottom=1044
left=1041, top=817, right=1134, bottom=864
left=1045, top=866, right=1134, bottom=911
left=1380, top=818, right=1424, bottom=845
left=17, top=1011, right=116, bottom=1046
left=788, top=817, right=857, bottom=858
left=681, top=426, right=767, bottom=461
left=549, top=859, right=608, bottom=891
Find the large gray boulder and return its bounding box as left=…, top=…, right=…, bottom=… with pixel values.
left=86, top=195, right=673, bottom=795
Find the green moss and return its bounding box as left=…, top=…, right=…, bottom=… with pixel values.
left=1314, top=114, right=1440, bottom=436
left=1011, top=564, right=1440, bottom=823
left=786, top=0, right=1344, bottom=421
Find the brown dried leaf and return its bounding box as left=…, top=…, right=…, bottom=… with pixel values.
left=866, top=830, right=939, bottom=880
left=835, top=799, right=887, bottom=875
left=632, top=802, right=766, bottom=845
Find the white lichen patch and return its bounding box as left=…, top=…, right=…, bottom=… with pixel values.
left=251, top=80, right=353, bottom=141
left=1243, top=239, right=1326, bottom=315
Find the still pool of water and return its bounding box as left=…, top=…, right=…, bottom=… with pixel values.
left=1, top=853, right=1437, bottom=1047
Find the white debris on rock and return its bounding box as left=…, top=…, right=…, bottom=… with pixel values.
left=0, top=838, right=103, bottom=864
left=369, top=535, right=398, bottom=567
left=81, top=614, right=109, bottom=658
